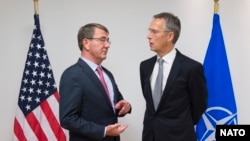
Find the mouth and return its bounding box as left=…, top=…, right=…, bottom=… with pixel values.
left=149, top=42, right=153, bottom=47
left=102, top=50, right=108, bottom=54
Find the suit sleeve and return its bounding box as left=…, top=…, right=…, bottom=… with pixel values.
left=59, top=69, right=105, bottom=141
left=188, top=63, right=208, bottom=124
left=105, top=69, right=133, bottom=116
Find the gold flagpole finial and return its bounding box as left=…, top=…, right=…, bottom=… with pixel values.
left=33, top=0, right=39, bottom=15
left=214, top=0, right=219, bottom=14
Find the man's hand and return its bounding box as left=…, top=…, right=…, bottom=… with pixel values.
left=115, top=100, right=131, bottom=115
left=106, top=123, right=128, bottom=136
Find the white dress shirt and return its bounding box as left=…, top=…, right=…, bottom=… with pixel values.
left=150, top=49, right=176, bottom=93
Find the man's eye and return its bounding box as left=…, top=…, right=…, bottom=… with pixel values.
left=99, top=38, right=106, bottom=42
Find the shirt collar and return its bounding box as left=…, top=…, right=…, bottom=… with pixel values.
left=80, top=56, right=99, bottom=71
left=158, top=48, right=176, bottom=64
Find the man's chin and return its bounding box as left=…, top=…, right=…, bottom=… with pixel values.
left=101, top=56, right=107, bottom=60
left=150, top=47, right=155, bottom=51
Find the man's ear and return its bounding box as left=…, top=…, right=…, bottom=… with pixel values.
left=83, top=38, right=90, bottom=50
left=167, top=32, right=174, bottom=42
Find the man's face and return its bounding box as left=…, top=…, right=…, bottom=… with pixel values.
left=84, top=28, right=111, bottom=64
left=147, top=18, right=170, bottom=54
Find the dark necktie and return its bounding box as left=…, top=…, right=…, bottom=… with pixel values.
left=153, top=58, right=164, bottom=110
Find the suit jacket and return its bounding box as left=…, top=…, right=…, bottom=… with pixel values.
left=59, top=58, right=124, bottom=141
left=140, top=49, right=208, bottom=141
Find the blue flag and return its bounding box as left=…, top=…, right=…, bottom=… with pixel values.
left=195, top=14, right=238, bottom=141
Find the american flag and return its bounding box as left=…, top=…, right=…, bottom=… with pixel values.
left=13, top=15, right=66, bottom=141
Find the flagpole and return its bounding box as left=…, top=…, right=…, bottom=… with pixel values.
left=33, top=0, right=39, bottom=15
left=214, top=0, right=219, bottom=14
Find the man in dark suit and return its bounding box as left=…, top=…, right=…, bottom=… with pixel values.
left=140, top=12, right=208, bottom=141
left=59, top=23, right=131, bottom=141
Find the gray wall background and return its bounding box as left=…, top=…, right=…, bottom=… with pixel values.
left=1, top=0, right=249, bottom=140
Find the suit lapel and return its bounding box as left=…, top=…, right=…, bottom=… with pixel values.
left=77, top=59, right=114, bottom=109
left=144, top=56, right=157, bottom=111
left=159, top=50, right=183, bottom=108
left=102, top=67, right=118, bottom=104
left=144, top=51, right=184, bottom=111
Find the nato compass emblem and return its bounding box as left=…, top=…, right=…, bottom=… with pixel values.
left=196, top=106, right=237, bottom=141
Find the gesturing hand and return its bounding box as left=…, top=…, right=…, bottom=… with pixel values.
left=106, top=123, right=128, bottom=136
left=115, top=100, right=131, bottom=115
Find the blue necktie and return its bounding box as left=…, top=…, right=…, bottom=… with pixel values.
left=153, top=58, right=164, bottom=110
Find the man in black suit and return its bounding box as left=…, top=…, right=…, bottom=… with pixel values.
left=59, top=23, right=131, bottom=141
left=140, top=12, right=208, bottom=141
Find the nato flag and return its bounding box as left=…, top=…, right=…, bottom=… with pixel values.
left=195, top=14, right=238, bottom=141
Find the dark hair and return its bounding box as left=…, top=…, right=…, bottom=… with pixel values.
left=153, top=12, right=181, bottom=44
left=77, top=23, right=109, bottom=51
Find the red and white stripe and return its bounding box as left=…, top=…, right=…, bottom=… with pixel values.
left=14, top=92, right=67, bottom=141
